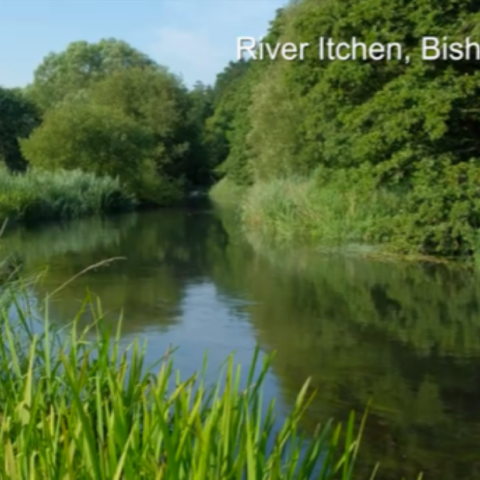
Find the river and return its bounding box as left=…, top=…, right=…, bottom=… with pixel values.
left=3, top=201, right=480, bottom=480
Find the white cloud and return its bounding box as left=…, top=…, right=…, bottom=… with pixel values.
left=146, top=0, right=288, bottom=86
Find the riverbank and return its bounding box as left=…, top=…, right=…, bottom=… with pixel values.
left=210, top=173, right=480, bottom=266
left=0, top=286, right=373, bottom=479
left=0, top=167, right=137, bottom=227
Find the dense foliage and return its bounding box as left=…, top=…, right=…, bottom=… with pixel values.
left=0, top=87, right=39, bottom=171
left=2, top=39, right=214, bottom=212
left=0, top=167, right=136, bottom=223
left=26, top=38, right=158, bottom=112
left=3, top=1, right=480, bottom=256
left=209, top=1, right=480, bottom=259
left=21, top=67, right=190, bottom=204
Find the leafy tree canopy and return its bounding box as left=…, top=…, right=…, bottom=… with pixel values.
left=21, top=66, right=191, bottom=205
left=0, top=86, right=39, bottom=171
left=27, top=38, right=160, bottom=111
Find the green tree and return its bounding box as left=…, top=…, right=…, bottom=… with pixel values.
left=88, top=67, right=190, bottom=185
left=205, top=8, right=292, bottom=185
left=204, top=59, right=258, bottom=184
left=185, top=81, right=215, bottom=186
left=247, top=0, right=480, bottom=182
left=0, top=87, right=39, bottom=171
left=203, top=60, right=250, bottom=178
left=230, top=0, right=480, bottom=256
left=19, top=101, right=160, bottom=199
left=27, top=38, right=158, bottom=111
left=21, top=66, right=196, bottom=205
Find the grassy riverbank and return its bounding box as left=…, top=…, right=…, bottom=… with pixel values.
left=240, top=176, right=385, bottom=249
left=210, top=176, right=380, bottom=257
left=210, top=174, right=394, bottom=253
left=210, top=168, right=480, bottom=264
left=0, top=167, right=136, bottom=226
left=208, top=178, right=248, bottom=207
left=204, top=1, right=480, bottom=262
left=0, top=288, right=376, bottom=480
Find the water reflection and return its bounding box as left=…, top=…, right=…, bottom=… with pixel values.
left=4, top=205, right=480, bottom=479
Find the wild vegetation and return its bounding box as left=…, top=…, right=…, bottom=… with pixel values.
left=208, top=0, right=480, bottom=260
left=1, top=39, right=214, bottom=224
left=0, top=167, right=136, bottom=224
left=1, top=1, right=477, bottom=476
left=3, top=1, right=480, bottom=258
left=0, top=286, right=371, bottom=479
left=5, top=206, right=479, bottom=478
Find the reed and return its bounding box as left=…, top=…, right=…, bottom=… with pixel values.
left=0, top=167, right=137, bottom=224
left=240, top=174, right=399, bottom=251
left=209, top=177, right=248, bottom=206
left=0, top=291, right=369, bottom=479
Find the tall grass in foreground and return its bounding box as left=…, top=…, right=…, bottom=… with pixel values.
left=0, top=294, right=370, bottom=480
left=0, top=167, right=137, bottom=224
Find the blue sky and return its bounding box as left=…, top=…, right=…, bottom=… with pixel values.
left=0, top=0, right=288, bottom=89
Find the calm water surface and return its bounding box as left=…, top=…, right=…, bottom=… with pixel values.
left=4, top=203, right=480, bottom=480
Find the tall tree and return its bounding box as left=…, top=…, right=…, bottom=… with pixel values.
left=204, top=7, right=290, bottom=184
left=21, top=66, right=193, bottom=205
left=27, top=38, right=158, bottom=111
left=87, top=67, right=191, bottom=185
left=0, top=87, right=39, bottom=171
left=185, top=81, right=215, bottom=186
left=203, top=59, right=256, bottom=183
left=240, top=0, right=480, bottom=255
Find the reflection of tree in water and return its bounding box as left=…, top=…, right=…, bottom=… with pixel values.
left=4, top=214, right=138, bottom=263
left=6, top=205, right=480, bottom=479
left=6, top=208, right=228, bottom=333
left=211, top=208, right=480, bottom=480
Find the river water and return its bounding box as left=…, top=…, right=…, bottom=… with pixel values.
left=3, top=202, right=480, bottom=480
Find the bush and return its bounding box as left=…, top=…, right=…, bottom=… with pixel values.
left=210, top=0, right=480, bottom=259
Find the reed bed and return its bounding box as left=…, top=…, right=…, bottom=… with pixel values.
left=209, top=177, right=248, bottom=206
left=240, top=174, right=399, bottom=250
left=0, top=167, right=137, bottom=224
left=0, top=291, right=369, bottom=480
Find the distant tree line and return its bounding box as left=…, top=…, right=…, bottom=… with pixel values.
left=2, top=0, right=480, bottom=256
left=1, top=39, right=216, bottom=205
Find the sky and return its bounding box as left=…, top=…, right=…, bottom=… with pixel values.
left=0, top=0, right=288, bottom=89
